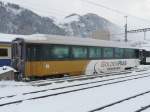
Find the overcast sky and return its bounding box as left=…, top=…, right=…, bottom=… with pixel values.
left=2, top=0, right=150, bottom=29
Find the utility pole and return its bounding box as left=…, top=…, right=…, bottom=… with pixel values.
left=124, top=16, right=128, bottom=42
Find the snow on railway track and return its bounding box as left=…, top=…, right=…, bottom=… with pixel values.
left=1, top=69, right=150, bottom=112
left=0, top=69, right=150, bottom=107
left=135, top=104, right=150, bottom=112
left=89, top=90, right=150, bottom=112
left=30, top=71, right=133, bottom=86
left=0, top=71, right=143, bottom=100
left=0, top=70, right=135, bottom=97
left=0, top=69, right=149, bottom=100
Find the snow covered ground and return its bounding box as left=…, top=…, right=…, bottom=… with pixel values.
left=0, top=66, right=150, bottom=112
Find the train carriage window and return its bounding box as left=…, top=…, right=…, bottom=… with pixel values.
left=124, top=49, right=136, bottom=58
left=27, top=44, right=70, bottom=60
left=51, top=46, right=69, bottom=59
left=146, top=51, right=150, bottom=57
left=72, top=46, right=87, bottom=59
left=43, top=45, right=52, bottom=60
left=0, top=48, right=8, bottom=56
left=103, top=47, right=113, bottom=59
left=114, top=48, right=124, bottom=58
left=89, top=47, right=101, bottom=58
left=26, top=44, right=43, bottom=61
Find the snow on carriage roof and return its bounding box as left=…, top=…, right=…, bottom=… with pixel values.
left=0, top=33, right=21, bottom=43
left=0, top=33, right=44, bottom=44
left=19, top=34, right=139, bottom=49
left=0, top=33, right=139, bottom=49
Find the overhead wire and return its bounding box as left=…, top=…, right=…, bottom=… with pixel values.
left=81, top=0, right=150, bottom=24
left=81, top=0, right=150, bottom=41
left=18, top=0, right=150, bottom=26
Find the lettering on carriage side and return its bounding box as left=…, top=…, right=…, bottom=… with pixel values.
left=101, top=60, right=127, bottom=67
left=107, top=67, right=121, bottom=71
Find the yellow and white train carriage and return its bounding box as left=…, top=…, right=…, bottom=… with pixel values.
left=11, top=35, right=140, bottom=80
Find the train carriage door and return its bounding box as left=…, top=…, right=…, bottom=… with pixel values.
left=12, top=38, right=25, bottom=80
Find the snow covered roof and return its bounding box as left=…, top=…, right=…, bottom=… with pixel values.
left=19, top=34, right=139, bottom=49
left=0, top=33, right=21, bottom=42
left=0, top=66, right=16, bottom=75
left=0, top=33, right=140, bottom=49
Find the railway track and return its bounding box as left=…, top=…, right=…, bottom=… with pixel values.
left=135, top=104, right=150, bottom=112
left=0, top=70, right=133, bottom=88
left=31, top=69, right=149, bottom=87
left=29, top=67, right=150, bottom=87
left=88, top=90, right=150, bottom=112
left=0, top=70, right=150, bottom=107
left=0, top=69, right=146, bottom=88
left=23, top=71, right=150, bottom=95
left=29, top=70, right=133, bottom=86
left=0, top=70, right=148, bottom=100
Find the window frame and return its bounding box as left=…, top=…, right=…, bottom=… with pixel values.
left=124, top=48, right=137, bottom=59
left=71, top=46, right=88, bottom=59
left=88, top=47, right=102, bottom=59
left=114, top=48, right=124, bottom=59
left=50, top=45, right=70, bottom=60
left=26, top=43, right=71, bottom=61
left=25, top=43, right=139, bottom=61
left=0, top=48, right=8, bottom=57
left=103, top=47, right=114, bottom=59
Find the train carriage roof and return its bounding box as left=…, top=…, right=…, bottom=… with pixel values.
left=0, top=33, right=140, bottom=49
left=16, top=34, right=139, bottom=49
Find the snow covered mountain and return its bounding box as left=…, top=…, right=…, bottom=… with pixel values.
left=63, top=13, right=120, bottom=38
left=0, top=2, right=66, bottom=35
left=0, top=1, right=120, bottom=38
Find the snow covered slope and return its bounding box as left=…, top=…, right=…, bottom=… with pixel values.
left=0, top=1, right=66, bottom=35
left=0, top=1, right=120, bottom=38
left=63, top=13, right=120, bottom=38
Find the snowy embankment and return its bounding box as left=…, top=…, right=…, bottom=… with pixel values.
left=0, top=66, right=15, bottom=75
left=0, top=65, right=150, bottom=112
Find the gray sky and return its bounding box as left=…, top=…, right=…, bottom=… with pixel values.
left=2, top=0, right=150, bottom=29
